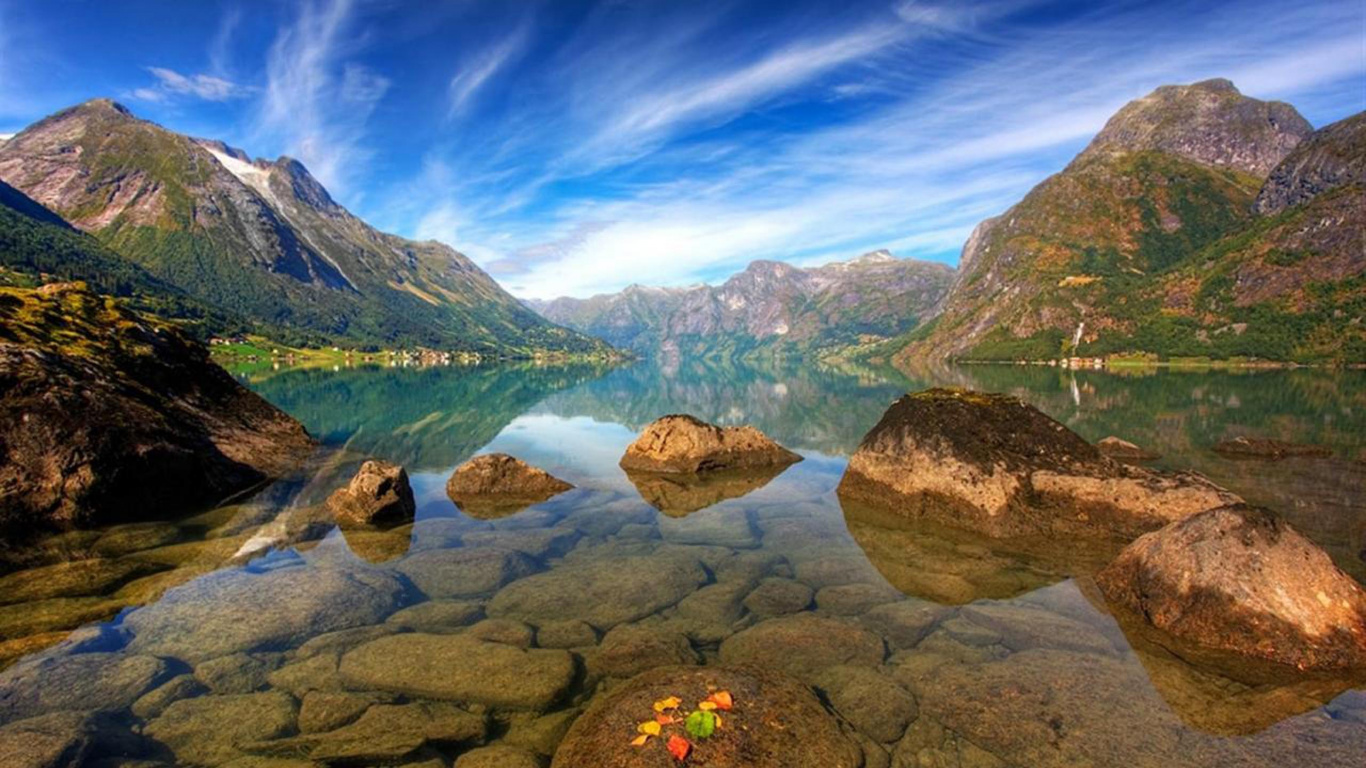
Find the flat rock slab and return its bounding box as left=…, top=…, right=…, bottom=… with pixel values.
left=395, top=547, right=540, bottom=599
left=0, top=712, right=94, bottom=768
left=0, top=651, right=168, bottom=720
left=145, top=690, right=298, bottom=766
left=552, top=664, right=862, bottom=768
left=340, top=633, right=575, bottom=711
left=487, top=555, right=707, bottom=630
left=123, top=564, right=407, bottom=663
left=0, top=557, right=164, bottom=605
left=719, top=614, right=885, bottom=681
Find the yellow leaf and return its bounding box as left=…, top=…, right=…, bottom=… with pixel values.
left=698, top=701, right=717, bottom=711
left=630, top=734, right=650, bottom=747
left=653, top=696, right=682, bottom=713
left=638, top=721, right=662, bottom=736
left=714, top=714, right=724, bottom=729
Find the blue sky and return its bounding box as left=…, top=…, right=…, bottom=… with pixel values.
left=0, top=0, right=1362, bottom=299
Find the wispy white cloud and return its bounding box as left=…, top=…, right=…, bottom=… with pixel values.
left=394, top=0, right=1361, bottom=300
left=255, top=0, right=388, bottom=197
left=133, top=66, right=254, bottom=101
left=448, top=29, right=525, bottom=119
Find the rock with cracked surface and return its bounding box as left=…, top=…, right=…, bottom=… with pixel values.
left=619, top=414, right=801, bottom=475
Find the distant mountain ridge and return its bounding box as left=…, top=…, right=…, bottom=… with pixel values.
left=530, top=250, right=955, bottom=358
left=0, top=99, right=608, bottom=355
left=893, top=79, right=1364, bottom=365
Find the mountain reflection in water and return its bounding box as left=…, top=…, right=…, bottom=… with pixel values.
left=0, top=359, right=1361, bottom=766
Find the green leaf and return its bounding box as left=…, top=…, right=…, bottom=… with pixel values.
left=684, top=709, right=717, bottom=739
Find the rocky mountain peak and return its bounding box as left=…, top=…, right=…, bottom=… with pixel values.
left=1254, top=111, right=1366, bottom=215
left=850, top=249, right=896, bottom=265
left=272, top=156, right=338, bottom=212
left=78, top=98, right=133, bottom=117
left=1076, top=79, right=1312, bottom=177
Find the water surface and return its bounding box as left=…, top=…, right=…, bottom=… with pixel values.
left=1, top=359, right=1362, bottom=765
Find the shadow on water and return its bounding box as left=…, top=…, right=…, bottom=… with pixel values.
left=0, top=359, right=1363, bottom=764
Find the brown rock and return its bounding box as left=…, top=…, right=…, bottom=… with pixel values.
left=446, top=453, right=574, bottom=519
left=619, top=414, right=801, bottom=474
left=0, top=283, right=313, bottom=530
left=1097, top=504, right=1366, bottom=670
left=1096, top=436, right=1161, bottom=461
left=1211, top=436, right=1332, bottom=460
left=326, top=460, right=415, bottom=527
left=551, top=665, right=862, bottom=768
left=837, top=389, right=1239, bottom=539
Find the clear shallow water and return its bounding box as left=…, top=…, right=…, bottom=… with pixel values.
left=0, top=359, right=1363, bottom=766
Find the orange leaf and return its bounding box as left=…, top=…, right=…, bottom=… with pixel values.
left=653, top=696, right=682, bottom=713
left=656, top=714, right=676, bottom=725
left=666, top=734, right=691, bottom=761
left=698, top=701, right=717, bottom=711
left=638, top=721, right=662, bottom=736
left=707, top=690, right=734, bottom=711
left=630, top=734, right=650, bottom=747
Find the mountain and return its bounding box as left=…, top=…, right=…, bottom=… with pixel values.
left=531, top=250, right=955, bottom=358
left=0, top=99, right=608, bottom=355
left=894, top=79, right=1365, bottom=364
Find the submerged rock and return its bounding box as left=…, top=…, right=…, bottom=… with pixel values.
left=145, top=690, right=298, bottom=765
left=1211, top=436, right=1333, bottom=460
left=326, top=460, right=416, bottom=527
left=395, top=547, right=539, bottom=599
left=551, top=665, right=863, bottom=768
left=1096, top=436, right=1161, bottom=461
left=0, top=651, right=168, bottom=720
left=619, top=414, right=801, bottom=474
left=339, top=633, right=575, bottom=711
left=837, top=389, right=1240, bottom=539
left=0, top=283, right=313, bottom=530
left=0, top=711, right=95, bottom=768
left=1097, top=504, right=1366, bottom=670
left=446, top=453, right=574, bottom=518
left=122, top=564, right=407, bottom=662
left=719, top=614, right=885, bottom=681
left=487, top=554, right=707, bottom=629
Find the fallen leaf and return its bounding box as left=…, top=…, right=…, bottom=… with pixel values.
left=653, top=696, right=682, bottom=713
left=714, top=714, right=724, bottom=730
left=685, top=709, right=718, bottom=739
left=667, top=734, right=691, bottom=761
left=656, top=714, right=676, bottom=725
left=630, top=734, right=650, bottom=747
left=698, top=701, right=717, bottom=711
left=638, top=721, right=662, bottom=736
left=707, top=690, right=734, bottom=711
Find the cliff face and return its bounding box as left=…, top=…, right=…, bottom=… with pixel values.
left=896, top=81, right=1364, bottom=365
left=534, top=251, right=955, bottom=357
left=0, top=283, right=315, bottom=530
left=0, top=100, right=607, bottom=354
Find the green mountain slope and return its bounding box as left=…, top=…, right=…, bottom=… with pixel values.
left=0, top=179, right=239, bottom=336
left=532, top=251, right=954, bottom=359
left=0, top=100, right=609, bottom=355
left=894, top=79, right=1366, bottom=365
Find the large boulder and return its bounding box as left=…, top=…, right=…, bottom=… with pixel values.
left=446, top=453, right=574, bottom=519
left=619, top=414, right=801, bottom=474
left=0, top=283, right=314, bottom=530
left=551, top=665, right=863, bottom=768
left=837, top=389, right=1240, bottom=539
left=1097, top=504, right=1366, bottom=670
left=326, top=460, right=415, bottom=527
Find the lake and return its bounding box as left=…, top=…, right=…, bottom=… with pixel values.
left=1, top=359, right=1363, bottom=765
